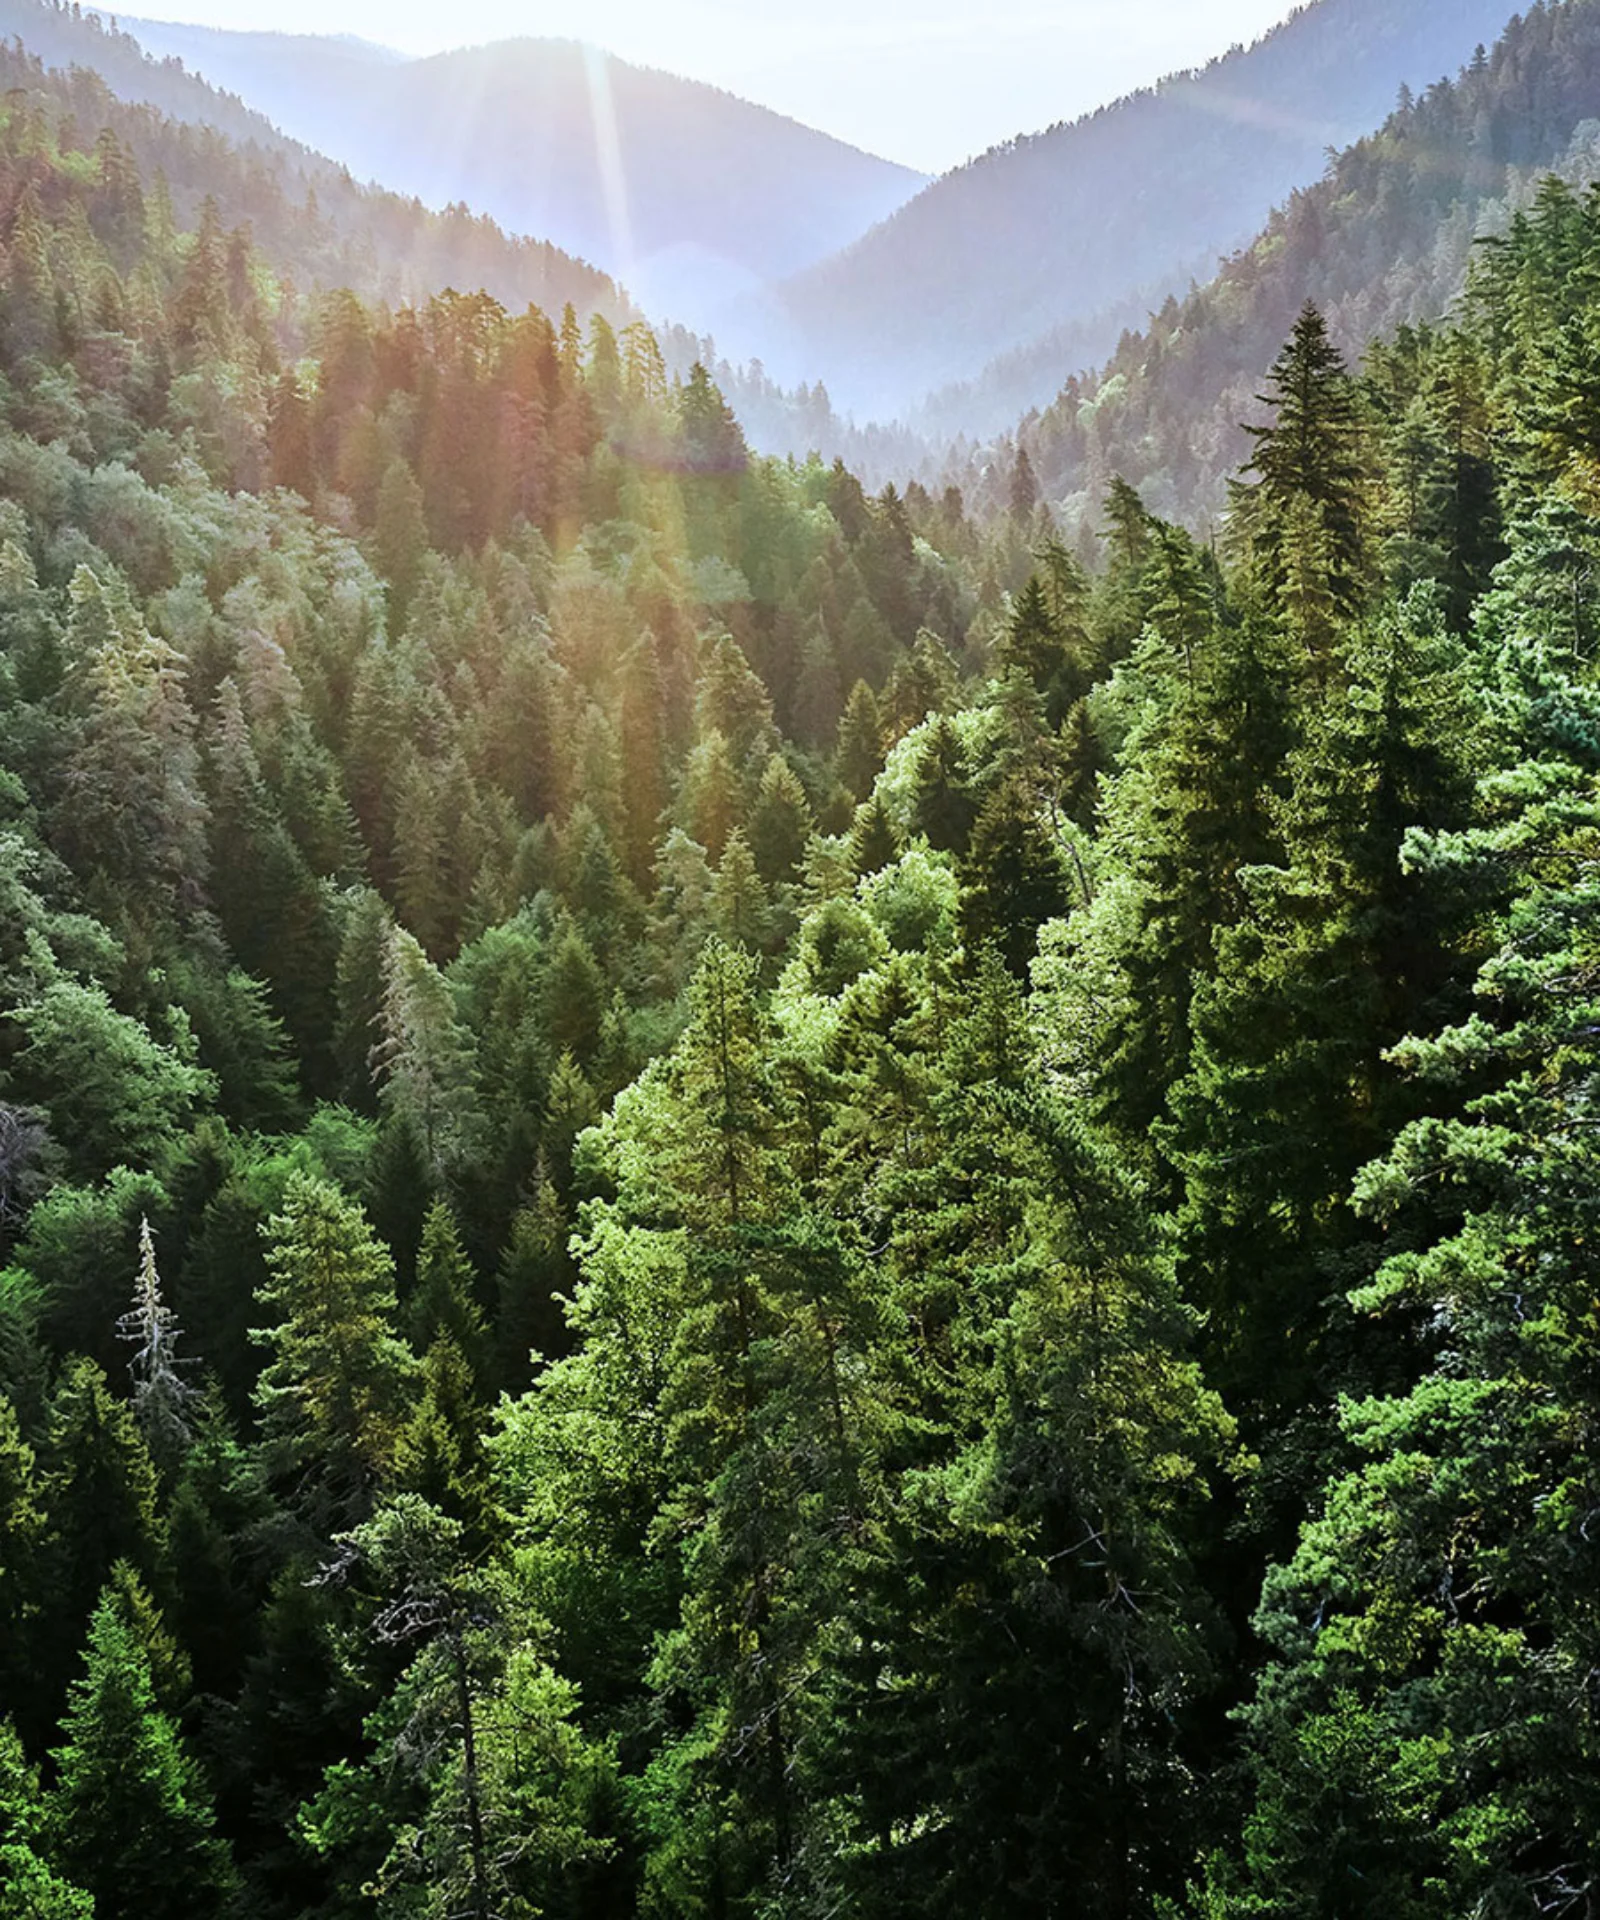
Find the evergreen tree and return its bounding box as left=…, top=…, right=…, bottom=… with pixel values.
left=960, top=770, right=1072, bottom=977
left=254, top=1174, right=418, bottom=1512
left=1232, top=303, right=1374, bottom=645
left=816, top=967, right=1233, bottom=1920
left=836, top=677, right=886, bottom=802
left=0, top=1720, right=91, bottom=1919
left=36, top=1358, right=166, bottom=1734
left=371, top=923, right=484, bottom=1185
left=406, top=1200, right=489, bottom=1390
left=301, top=1497, right=604, bottom=1918
left=1164, top=596, right=1481, bottom=1426
left=1234, top=636, right=1600, bottom=1915
left=115, top=1215, right=196, bottom=1471
left=47, top=1588, right=237, bottom=1919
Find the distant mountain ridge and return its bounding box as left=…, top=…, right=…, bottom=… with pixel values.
left=768, top=0, right=1526, bottom=419
left=0, top=0, right=636, bottom=322
left=112, top=19, right=928, bottom=330
left=1004, top=0, right=1600, bottom=535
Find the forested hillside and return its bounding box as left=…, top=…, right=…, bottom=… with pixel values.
left=773, top=0, right=1520, bottom=415
left=5, top=12, right=1600, bottom=1920
left=1007, top=0, right=1600, bottom=536
left=0, top=8, right=633, bottom=322
left=0, top=0, right=931, bottom=477
left=113, top=20, right=928, bottom=329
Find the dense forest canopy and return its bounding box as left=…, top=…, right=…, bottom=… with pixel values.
left=3, top=5, right=1600, bottom=1918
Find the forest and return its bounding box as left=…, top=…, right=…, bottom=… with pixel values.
left=1, top=14, right=1600, bottom=1919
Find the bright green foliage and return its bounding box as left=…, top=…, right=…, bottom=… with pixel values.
left=3, top=21, right=1600, bottom=1916
left=0, top=1720, right=92, bottom=1919
left=501, top=941, right=885, bottom=1908
left=254, top=1174, right=418, bottom=1508
left=0, top=1406, right=43, bottom=1760
left=11, top=1168, right=164, bottom=1376
left=46, top=1588, right=237, bottom=1919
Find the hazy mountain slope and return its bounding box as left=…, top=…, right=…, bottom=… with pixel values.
left=116, top=20, right=927, bottom=325
left=1007, top=0, right=1600, bottom=534
left=0, top=1, right=927, bottom=472
left=0, top=0, right=634, bottom=323
left=777, top=0, right=1523, bottom=418
left=0, top=0, right=288, bottom=142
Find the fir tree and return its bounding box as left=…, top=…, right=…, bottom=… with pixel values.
left=47, top=1589, right=237, bottom=1919
left=1232, top=303, right=1374, bottom=644
left=254, top=1174, right=418, bottom=1512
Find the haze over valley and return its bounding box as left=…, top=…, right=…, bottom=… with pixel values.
left=6, top=4, right=1600, bottom=1915
left=27, top=0, right=1530, bottom=430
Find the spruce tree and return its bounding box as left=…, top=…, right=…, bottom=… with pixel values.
left=47, top=1590, right=236, bottom=1919
left=254, top=1174, right=418, bottom=1512
left=1232, top=303, right=1374, bottom=644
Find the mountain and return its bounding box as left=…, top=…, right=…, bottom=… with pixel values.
left=981, top=0, right=1600, bottom=537
left=115, top=19, right=927, bottom=327
left=0, top=0, right=636, bottom=325
left=771, top=0, right=1524, bottom=419
left=0, top=0, right=930, bottom=473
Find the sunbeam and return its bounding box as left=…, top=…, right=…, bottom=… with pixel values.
left=582, top=44, right=638, bottom=292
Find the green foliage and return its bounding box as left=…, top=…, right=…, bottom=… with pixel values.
left=35, top=1358, right=167, bottom=1733
left=1234, top=605, right=1600, bottom=1913
left=47, top=1588, right=237, bottom=1919
left=254, top=1173, right=417, bottom=1510
left=1231, top=303, right=1374, bottom=643
left=301, top=1495, right=608, bottom=1917
left=3, top=19, right=1600, bottom=1915
left=8, top=980, right=213, bottom=1183
left=0, top=1720, right=92, bottom=1919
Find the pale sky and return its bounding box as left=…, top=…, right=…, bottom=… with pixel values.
left=120, top=0, right=1303, bottom=173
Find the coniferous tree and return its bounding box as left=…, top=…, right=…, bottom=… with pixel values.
left=302, top=1496, right=604, bottom=1918
left=1232, top=621, right=1600, bottom=1916
left=1231, top=303, right=1374, bottom=647
left=254, top=1174, right=418, bottom=1513
left=47, top=1588, right=237, bottom=1920
left=0, top=1719, right=91, bottom=1919
left=116, top=1215, right=196, bottom=1472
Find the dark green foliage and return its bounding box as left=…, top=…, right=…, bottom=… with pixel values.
left=47, top=1588, right=237, bottom=1919
left=1231, top=303, right=1374, bottom=645
left=34, top=1359, right=167, bottom=1735
left=4, top=18, right=1600, bottom=1917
